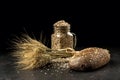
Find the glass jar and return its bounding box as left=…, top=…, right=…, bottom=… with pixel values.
left=51, top=20, right=76, bottom=50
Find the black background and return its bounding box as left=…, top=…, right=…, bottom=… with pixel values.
left=0, top=3, right=119, bottom=53
left=0, top=2, right=120, bottom=80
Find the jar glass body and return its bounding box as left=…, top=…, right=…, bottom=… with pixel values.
left=51, top=27, right=75, bottom=50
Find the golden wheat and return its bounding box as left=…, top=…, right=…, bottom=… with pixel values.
left=12, top=34, right=74, bottom=70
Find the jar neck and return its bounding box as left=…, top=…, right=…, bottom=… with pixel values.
left=54, top=27, right=70, bottom=33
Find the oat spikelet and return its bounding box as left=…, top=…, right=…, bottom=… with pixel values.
left=12, top=34, right=51, bottom=70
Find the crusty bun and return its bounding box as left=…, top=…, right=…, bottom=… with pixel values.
left=69, top=47, right=110, bottom=71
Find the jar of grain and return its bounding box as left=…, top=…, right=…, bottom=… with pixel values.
left=51, top=20, right=77, bottom=50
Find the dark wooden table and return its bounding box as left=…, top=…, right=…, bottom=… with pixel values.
left=0, top=47, right=120, bottom=80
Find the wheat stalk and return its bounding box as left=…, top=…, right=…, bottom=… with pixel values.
left=12, top=34, right=74, bottom=70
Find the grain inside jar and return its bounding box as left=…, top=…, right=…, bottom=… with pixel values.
left=51, top=20, right=76, bottom=50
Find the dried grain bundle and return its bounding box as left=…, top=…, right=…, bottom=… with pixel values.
left=12, top=35, right=74, bottom=70
left=12, top=35, right=51, bottom=70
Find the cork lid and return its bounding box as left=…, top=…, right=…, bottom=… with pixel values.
left=53, top=20, right=70, bottom=29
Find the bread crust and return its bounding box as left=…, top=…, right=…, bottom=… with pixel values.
left=69, top=47, right=110, bottom=71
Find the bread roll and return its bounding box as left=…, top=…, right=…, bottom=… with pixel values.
left=69, top=47, right=110, bottom=71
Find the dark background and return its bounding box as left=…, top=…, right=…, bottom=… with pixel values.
left=0, top=2, right=120, bottom=80
left=0, top=4, right=119, bottom=53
